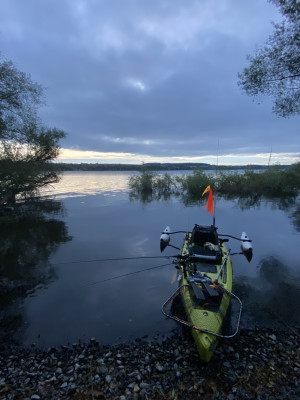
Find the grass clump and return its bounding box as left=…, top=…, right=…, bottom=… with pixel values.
left=129, top=170, right=178, bottom=202
left=176, top=170, right=214, bottom=200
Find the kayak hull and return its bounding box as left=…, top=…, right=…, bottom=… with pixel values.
left=179, top=232, right=233, bottom=362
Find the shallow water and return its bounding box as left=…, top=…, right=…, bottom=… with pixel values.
left=1, top=171, right=299, bottom=348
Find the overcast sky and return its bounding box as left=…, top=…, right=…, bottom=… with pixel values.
left=1, top=0, right=299, bottom=164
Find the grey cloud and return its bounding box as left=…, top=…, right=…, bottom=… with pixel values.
left=0, top=0, right=299, bottom=160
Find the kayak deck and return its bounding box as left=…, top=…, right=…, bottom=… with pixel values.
left=162, top=225, right=242, bottom=362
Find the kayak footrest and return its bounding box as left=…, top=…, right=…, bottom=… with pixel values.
left=191, top=282, right=206, bottom=302
left=189, top=279, right=221, bottom=305
left=202, top=282, right=220, bottom=297
left=161, top=284, right=243, bottom=339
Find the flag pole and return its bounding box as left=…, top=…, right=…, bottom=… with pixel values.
left=213, top=139, right=219, bottom=227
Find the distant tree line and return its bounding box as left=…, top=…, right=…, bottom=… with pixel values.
left=53, top=162, right=278, bottom=172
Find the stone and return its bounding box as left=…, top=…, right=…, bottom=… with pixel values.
left=133, top=384, right=140, bottom=392
left=156, top=364, right=164, bottom=372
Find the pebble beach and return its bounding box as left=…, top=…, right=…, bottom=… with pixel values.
left=1, top=328, right=299, bottom=400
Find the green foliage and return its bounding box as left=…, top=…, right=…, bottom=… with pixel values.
left=0, top=60, right=43, bottom=141
left=154, top=173, right=176, bottom=194
left=177, top=170, right=213, bottom=199
left=0, top=58, right=66, bottom=205
left=129, top=163, right=300, bottom=203
left=218, top=164, right=300, bottom=197
left=238, top=0, right=300, bottom=117
left=129, top=170, right=178, bottom=202
left=129, top=170, right=155, bottom=195
left=0, top=158, right=60, bottom=203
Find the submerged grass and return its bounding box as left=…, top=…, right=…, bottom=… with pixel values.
left=129, top=162, right=300, bottom=202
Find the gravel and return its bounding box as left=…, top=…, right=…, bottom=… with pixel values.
left=0, top=328, right=299, bottom=399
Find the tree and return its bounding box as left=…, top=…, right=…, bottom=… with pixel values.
left=238, top=0, right=300, bottom=117
left=0, top=58, right=66, bottom=204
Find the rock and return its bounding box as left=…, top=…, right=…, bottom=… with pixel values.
left=0, top=329, right=299, bottom=400
left=133, top=384, right=140, bottom=392
left=140, top=382, right=149, bottom=389
left=127, top=382, right=135, bottom=389
left=156, top=364, right=164, bottom=372
left=98, top=366, right=108, bottom=374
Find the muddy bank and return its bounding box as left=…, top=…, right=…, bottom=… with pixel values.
left=0, top=328, right=299, bottom=400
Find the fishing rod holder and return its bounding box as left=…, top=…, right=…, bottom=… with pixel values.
left=214, top=249, right=230, bottom=283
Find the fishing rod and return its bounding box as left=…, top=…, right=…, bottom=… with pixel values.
left=80, top=261, right=175, bottom=287
left=53, top=255, right=173, bottom=266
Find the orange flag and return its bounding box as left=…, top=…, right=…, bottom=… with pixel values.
left=202, top=185, right=214, bottom=214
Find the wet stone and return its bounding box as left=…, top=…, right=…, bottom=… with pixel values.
left=0, top=329, right=299, bottom=400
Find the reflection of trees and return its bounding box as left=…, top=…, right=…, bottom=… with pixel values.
left=234, top=257, right=300, bottom=330
left=0, top=200, right=72, bottom=337
left=129, top=191, right=173, bottom=204
left=291, top=203, right=300, bottom=232
left=129, top=189, right=300, bottom=233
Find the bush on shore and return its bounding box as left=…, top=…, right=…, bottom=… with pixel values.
left=129, top=162, right=300, bottom=201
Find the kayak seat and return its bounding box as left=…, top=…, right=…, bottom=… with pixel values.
left=191, top=224, right=218, bottom=247
left=189, top=225, right=222, bottom=264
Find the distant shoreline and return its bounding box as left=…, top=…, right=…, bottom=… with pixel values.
left=54, top=162, right=288, bottom=172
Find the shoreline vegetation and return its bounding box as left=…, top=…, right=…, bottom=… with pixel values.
left=128, top=162, right=300, bottom=201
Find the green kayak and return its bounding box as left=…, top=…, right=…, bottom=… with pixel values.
left=162, top=224, right=244, bottom=362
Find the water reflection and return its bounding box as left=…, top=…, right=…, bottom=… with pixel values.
left=2, top=172, right=299, bottom=348
left=234, top=256, right=300, bottom=329
left=130, top=189, right=300, bottom=234
left=0, top=200, right=71, bottom=339
left=291, top=203, right=300, bottom=231
left=41, top=171, right=136, bottom=199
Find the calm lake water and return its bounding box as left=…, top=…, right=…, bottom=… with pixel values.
left=1, top=171, right=300, bottom=348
